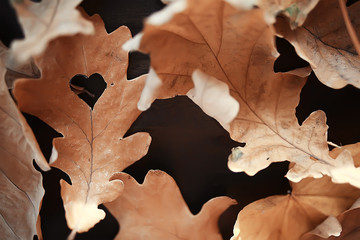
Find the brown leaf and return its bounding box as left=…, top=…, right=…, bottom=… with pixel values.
left=10, top=0, right=94, bottom=63
left=105, top=170, right=236, bottom=240
left=13, top=14, right=151, bottom=233
left=0, top=60, right=49, bottom=239
left=275, top=0, right=360, bottom=89
left=135, top=0, right=360, bottom=186
left=231, top=143, right=360, bottom=240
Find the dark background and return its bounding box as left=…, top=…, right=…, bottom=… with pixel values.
left=1, top=0, right=360, bottom=239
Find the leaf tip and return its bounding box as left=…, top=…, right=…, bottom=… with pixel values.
left=65, top=201, right=106, bottom=233
left=303, top=216, right=342, bottom=239
left=286, top=66, right=312, bottom=77
left=229, top=146, right=244, bottom=162
left=122, top=33, right=143, bottom=52
left=188, top=69, right=239, bottom=131
left=49, top=146, right=58, bottom=165
left=137, top=67, right=162, bottom=111
left=147, top=0, right=187, bottom=26
left=225, top=0, right=259, bottom=10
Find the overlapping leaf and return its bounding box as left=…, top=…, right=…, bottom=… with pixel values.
left=133, top=0, right=360, bottom=186
left=261, top=0, right=319, bottom=26
left=225, top=0, right=319, bottom=27
left=275, top=0, right=360, bottom=89
left=302, top=199, right=360, bottom=240
left=0, top=42, right=39, bottom=89
left=13, top=14, right=151, bottom=234
left=10, top=0, right=94, bottom=63
left=300, top=144, right=360, bottom=240
left=0, top=60, right=49, bottom=239
left=302, top=216, right=342, bottom=239
left=231, top=143, right=360, bottom=240
left=105, top=170, right=236, bottom=240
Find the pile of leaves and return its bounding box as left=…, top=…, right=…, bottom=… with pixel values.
left=1, top=0, right=359, bottom=239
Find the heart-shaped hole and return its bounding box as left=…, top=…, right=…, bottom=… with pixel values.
left=69, top=73, right=107, bottom=109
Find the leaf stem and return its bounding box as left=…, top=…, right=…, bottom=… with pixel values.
left=67, top=229, right=77, bottom=240
left=338, top=0, right=360, bottom=55
left=327, top=141, right=341, bottom=148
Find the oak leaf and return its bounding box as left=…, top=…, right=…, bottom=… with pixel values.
left=231, top=143, right=360, bottom=240
left=105, top=170, right=236, bottom=240
left=275, top=0, right=360, bottom=89
left=10, top=0, right=94, bottom=63
left=132, top=0, right=360, bottom=186
left=0, top=60, right=49, bottom=239
left=13, top=14, right=151, bottom=234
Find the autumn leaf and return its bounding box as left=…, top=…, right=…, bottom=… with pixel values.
left=13, top=14, right=151, bottom=234
left=275, top=0, right=360, bottom=89
left=0, top=59, right=49, bottom=239
left=302, top=198, right=360, bottom=240
left=231, top=143, right=360, bottom=240
left=105, top=170, right=236, bottom=240
left=10, top=0, right=94, bottom=63
left=131, top=0, right=360, bottom=186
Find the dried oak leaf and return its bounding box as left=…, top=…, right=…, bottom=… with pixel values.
left=105, top=170, right=236, bottom=240
left=0, top=60, right=49, bottom=239
left=302, top=198, right=360, bottom=240
left=10, top=0, right=94, bottom=63
left=275, top=0, right=360, bottom=89
left=13, top=14, right=151, bottom=233
left=231, top=143, right=360, bottom=240
left=134, top=0, right=360, bottom=186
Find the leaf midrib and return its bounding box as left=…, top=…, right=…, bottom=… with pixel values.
left=85, top=109, right=94, bottom=204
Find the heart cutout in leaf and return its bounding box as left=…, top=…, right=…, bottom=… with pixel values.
left=69, top=73, right=107, bottom=109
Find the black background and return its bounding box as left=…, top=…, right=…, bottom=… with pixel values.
left=1, top=0, right=360, bottom=239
